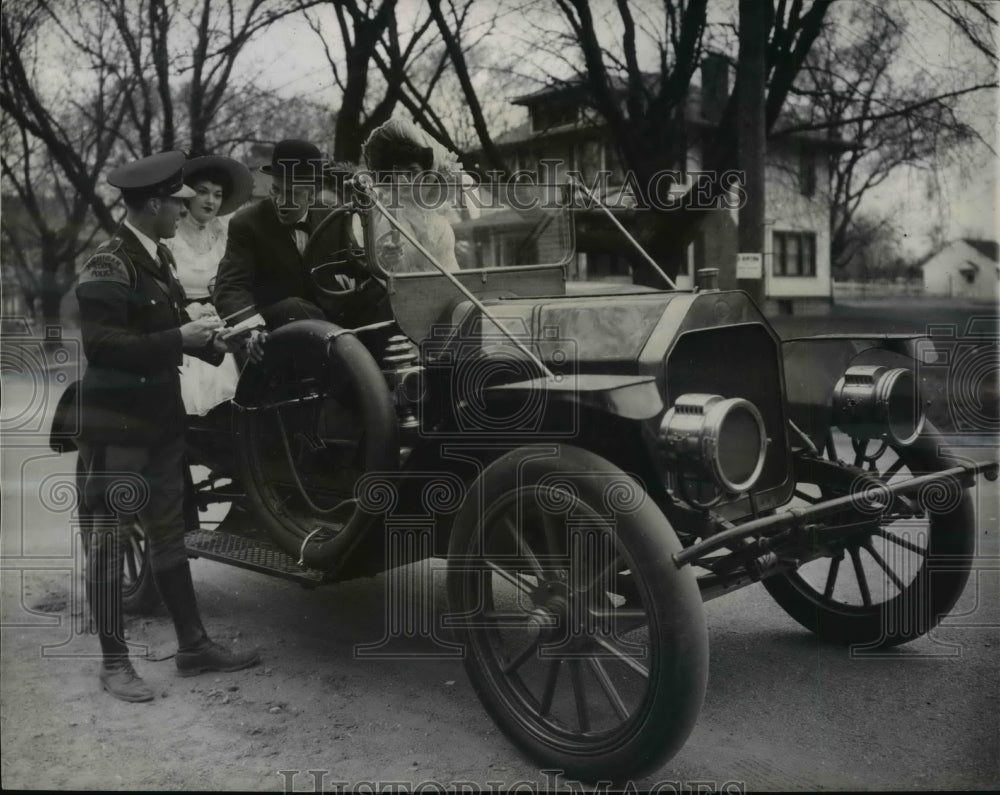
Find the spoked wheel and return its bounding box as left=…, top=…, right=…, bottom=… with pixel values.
left=763, top=430, right=975, bottom=647
left=448, top=446, right=707, bottom=783
left=121, top=519, right=160, bottom=615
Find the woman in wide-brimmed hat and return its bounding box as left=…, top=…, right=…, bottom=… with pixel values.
left=362, top=119, right=462, bottom=273
left=163, top=154, right=253, bottom=416
left=165, top=155, right=253, bottom=312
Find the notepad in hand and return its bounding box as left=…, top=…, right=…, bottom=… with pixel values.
left=218, top=312, right=265, bottom=340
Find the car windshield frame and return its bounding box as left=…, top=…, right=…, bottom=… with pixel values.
left=357, top=175, right=576, bottom=278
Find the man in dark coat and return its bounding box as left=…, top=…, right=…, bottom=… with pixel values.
left=213, top=139, right=384, bottom=362
left=76, top=151, right=259, bottom=702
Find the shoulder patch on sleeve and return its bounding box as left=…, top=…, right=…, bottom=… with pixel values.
left=79, top=252, right=133, bottom=286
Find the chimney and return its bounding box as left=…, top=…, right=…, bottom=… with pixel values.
left=701, top=53, right=730, bottom=123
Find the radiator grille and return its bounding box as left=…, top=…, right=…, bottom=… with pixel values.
left=665, top=323, right=790, bottom=506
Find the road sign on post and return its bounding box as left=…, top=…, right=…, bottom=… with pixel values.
left=737, top=252, right=763, bottom=280
left=736, top=0, right=770, bottom=307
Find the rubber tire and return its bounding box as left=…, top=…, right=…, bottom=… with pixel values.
left=121, top=520, right=161, bottom=615
left=762, top=445, right=975, bottom=647
left=447, top=445, right=708, bottom=783
left=233, top=321, right=397, bottom=562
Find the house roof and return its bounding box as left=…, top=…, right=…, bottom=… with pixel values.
left=918, top=238, right=999, bottom=269
left=495, top=78, right=853, bottom=152
left=511, top=74, right=656, bottom=106
left=963, top=238, right=999, bottom=262
left=493, top=120, right=587, bottom=147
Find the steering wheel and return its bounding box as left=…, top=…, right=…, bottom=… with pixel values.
left=305, top=209, right=372, bottom=299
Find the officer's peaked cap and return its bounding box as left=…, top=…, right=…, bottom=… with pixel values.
left=108, top=151, right=196, bottom=199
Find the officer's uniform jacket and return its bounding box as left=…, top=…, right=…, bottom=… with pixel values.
left=76, top=225, right=221, bottom=446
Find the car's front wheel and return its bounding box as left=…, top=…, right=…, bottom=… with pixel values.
left=447, top=445, right=708, bottom=783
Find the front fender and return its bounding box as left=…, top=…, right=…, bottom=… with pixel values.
left=782, top=334, right=924, bottom=451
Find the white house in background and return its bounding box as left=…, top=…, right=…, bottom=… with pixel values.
left=921, top=238, right=999, bottom=301
left=472, top=56, right=851, bottom=314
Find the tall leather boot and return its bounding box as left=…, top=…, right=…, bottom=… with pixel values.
left=152, top=560, right=259, bottom=677
left=86, top=524, right=154, bottom=702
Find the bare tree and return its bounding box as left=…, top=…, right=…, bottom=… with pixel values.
left=1, top=0, right=126, bottom=232
left=1, top=1, right=129, bottom=333
left=303, top=0, right=519, bottom=166
left=833, top=212, right=899, bottom=282
left=428, top=0, right=835, bottom=283
left=33, top=0, right=314, bottom=157
left=0, top=115, right=110, bottom=334
left=776, top=1, right=997, bottom=273
left=1, top=0, right=310, bottom=329
left=427, top=0, right=994, bottom=287
left=301, top=0, right=442, bottom=162
left=422, top=0, right=507, bottom=171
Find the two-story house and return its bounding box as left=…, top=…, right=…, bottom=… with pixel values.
left=474, top=59, right=850, bottom=314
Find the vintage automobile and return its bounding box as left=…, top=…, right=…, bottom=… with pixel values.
left=56, top=174, right=997, bottom=782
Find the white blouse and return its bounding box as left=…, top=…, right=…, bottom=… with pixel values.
left=164, top=214, right=230, bottom=300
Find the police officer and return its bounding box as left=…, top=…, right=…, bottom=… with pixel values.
left=77, top=151, right=259, bottom=703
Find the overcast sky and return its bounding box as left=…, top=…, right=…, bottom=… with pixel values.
left=22, top=0, right=999, bottom=257
left=235, top=0, right=997, bottom=257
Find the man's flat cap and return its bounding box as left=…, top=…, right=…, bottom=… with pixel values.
left=108, top=151, right=195, bottom=198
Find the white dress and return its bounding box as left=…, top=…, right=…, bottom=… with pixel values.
left=372, top=190, right=461, bottom=274
left=164, top=215, right=240, bottom=416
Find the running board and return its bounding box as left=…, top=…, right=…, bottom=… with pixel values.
left=185, top=529, right=328, bottom=588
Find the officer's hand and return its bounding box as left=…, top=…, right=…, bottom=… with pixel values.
left=180, top=316, right=223, bottom=348
left=246, top=328, right=268, bottom=364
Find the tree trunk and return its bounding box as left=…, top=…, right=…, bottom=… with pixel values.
left=334, top=45, right=374, bottom=162
left=38, top=241, right=73, bottom=342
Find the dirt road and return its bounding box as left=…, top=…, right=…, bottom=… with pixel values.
left=2, top=311, right=998, bottom=791
left=3, top=436, right=997, bottom=791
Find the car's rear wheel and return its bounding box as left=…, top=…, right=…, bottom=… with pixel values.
left=447, top=445, right=707, bottom=782
left=121, top=519, right=160, bottom=615
left=763, top=431, right=974, bottom=647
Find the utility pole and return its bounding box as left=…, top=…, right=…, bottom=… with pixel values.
left=736, top=0, right=771, bottom=307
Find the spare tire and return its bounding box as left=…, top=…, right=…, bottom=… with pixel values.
left=233, top=320, right=398, bottom=571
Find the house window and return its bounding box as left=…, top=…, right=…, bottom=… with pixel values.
left=605, top=144, right=626, bottom=184
left=575, top=140, right=602, bottom=183
left=798, top=145, right=816, bottom=197
left=530, top=103, right=577, bottom=132
left=959, top=262, right=978, bottom=284
left=773, top=231, right=817, bottom=277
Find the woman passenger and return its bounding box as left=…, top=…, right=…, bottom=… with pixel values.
left=362, top=119, right=462, bottom=273
left=163, top=155, right=253, bottom=415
